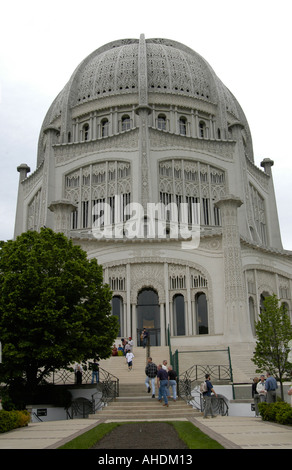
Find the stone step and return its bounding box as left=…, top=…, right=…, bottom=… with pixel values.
left=99, top=346, right=170, bottom=385
left=109, top=401, right=191, bottom=410
left=89, top=398, right=198, bottom=420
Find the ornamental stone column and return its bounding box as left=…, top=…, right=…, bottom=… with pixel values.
left=215, top=195, right=252, bottom=342
left=48, top=200, right=77, bottom=237
left=14, top=164, right=31, bottom=237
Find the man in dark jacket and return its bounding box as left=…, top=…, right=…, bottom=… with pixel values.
left=203, top=373, right=217, bottom=418
left=145, top=357, right=157, bottom=398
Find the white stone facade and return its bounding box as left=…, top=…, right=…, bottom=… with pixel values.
left=14, top=35, right=292, bottom=350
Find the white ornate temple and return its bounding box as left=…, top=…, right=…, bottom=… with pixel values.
left=14, top=35, right=292, bottom=354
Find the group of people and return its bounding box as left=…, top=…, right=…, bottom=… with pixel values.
left=252, top=371, right=278, bottom=416
left=115, top=337, right=133, bottom=355
left=74, top=359, right=99, bottom=385
left=145, top=357, right=177, bottom=407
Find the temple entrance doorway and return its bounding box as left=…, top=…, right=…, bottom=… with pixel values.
left=137, top=288, right=160, bottom=346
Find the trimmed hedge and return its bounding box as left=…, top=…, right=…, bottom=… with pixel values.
left=0, top=409, right=30, bottom=433
left=258, top=401, right=292, bottom=425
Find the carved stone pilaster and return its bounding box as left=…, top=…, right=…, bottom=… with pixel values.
left=215, top=195, right=252, bottom=341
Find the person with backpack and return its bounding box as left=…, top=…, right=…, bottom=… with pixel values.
left=202, top=373, right=217, bottom=419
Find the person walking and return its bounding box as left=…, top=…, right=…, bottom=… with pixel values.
left=202, top=373, right=217, bottom=418
left=265, top=371, right=278, bottom=403
left=128, top=337, right=134, bottom=352
left=126, top=350, right=134, bottom=371
left=145, top=357, right=157, bottom=398
left=168, top=365, right=177, bottom=401
left=162, top=360, right=169, bottom=396
left=157, top=364, right=169, bottom=407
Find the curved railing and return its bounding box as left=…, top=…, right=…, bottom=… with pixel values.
left=49, top=367, right=119, bottom=419
left=178, top=364, right=230, bottom=416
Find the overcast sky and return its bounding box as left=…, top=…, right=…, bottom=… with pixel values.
left=0, top=0, right=291, bottom=249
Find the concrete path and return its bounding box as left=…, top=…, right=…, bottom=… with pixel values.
left=191, top=416, right=292, bottom=450
left=0, top=418, right=100, bottom=449
left=0, top=415, right=291, bottom=449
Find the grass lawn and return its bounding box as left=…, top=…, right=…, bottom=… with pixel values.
left=58, top=421, right=224, bottom=449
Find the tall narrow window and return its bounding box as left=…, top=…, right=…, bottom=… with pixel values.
left=82, top=201, right=89, bottom=228
left=71, top=209, right=78, bottom=229
left=214, top=206, right=221, bottom=226
left=173, top=294, right=185, bottom=336
left=196, top=292, right=208, bottom=334
left=249, top=297, right=256, bottom=336
left=157, top=114, right=166, bottom=130
left=83, top=123, right=89, bottom=141
left=179, top=117, right=187, bottom=135
left=112, top=296, right=123, bottom=337
left=202, top=198, right=210, bottom=225
left=260, top=291, right=270, bottom=314
left=101, top=118, right=109, bottom=137
left=122, top=115, right=131, bottom=131
left=199, top=121, right=206, bottom=138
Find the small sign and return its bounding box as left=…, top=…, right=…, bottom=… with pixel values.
left=37, top=409, right=47, bottom=417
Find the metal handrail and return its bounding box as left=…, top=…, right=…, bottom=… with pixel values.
left=57, top=367, right=120, bottom=418
left=51, top=366, right=119, bottom=388
left=178, top=363, right=232, bottom=383
left=178, top=370, right=229, bottom=416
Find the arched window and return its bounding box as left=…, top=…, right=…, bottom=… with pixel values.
left=157, top=114, right=166, bottom=130
left=281, top=302, right=291, bottom=323
left=173, top=294, right=185, bottom=336
left=179, top=117, right=187, bottom=136
left=112, top=296, right=123, bottom=337
left=249, top=297, right=256, bottom=336
left=83, top=123, right=89, bottom=141
left=101, top=118, right=109, bottom=137
left=199, top=121, right=206, bottom=138
left=122, top=115, right=131, bottom=131
left=195, top=292, right=208, bottom=334
left=260, top=291, right=270, bottom=314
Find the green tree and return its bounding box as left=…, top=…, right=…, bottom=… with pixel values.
left=0, top=228, right=118, bottom=400
left=252, top=294, right=292, bottom=400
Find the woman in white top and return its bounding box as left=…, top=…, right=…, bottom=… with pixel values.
left=256, top=375, right=267, bottom=402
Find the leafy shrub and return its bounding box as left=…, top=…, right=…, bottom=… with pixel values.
left=0, top=409, right=30, bottom=433
left=258, top=401, right=292, bottom=425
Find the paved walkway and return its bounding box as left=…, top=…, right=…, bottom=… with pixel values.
left=0, top=416, right=291, bottom=449
left=191, top=416, right=292, bottom=449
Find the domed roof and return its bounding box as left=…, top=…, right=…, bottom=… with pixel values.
left=38, top=35, right=253, bottom=163
left=70, top=38, right=215, bottom=104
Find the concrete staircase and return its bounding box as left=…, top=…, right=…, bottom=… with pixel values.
left=89, top=346, right=200, bottom=420
left=88, top=343, right=258, bottom=419
left=98, top=346, right=170, bottom=385
left=89, top=383, right=199, bottom=420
